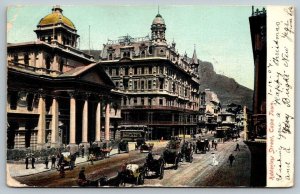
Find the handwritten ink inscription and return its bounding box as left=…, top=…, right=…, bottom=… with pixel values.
left=267, top=6, right=294, bottom=186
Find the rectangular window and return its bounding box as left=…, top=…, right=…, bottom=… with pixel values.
left=159, top=99, right=163, bottom=105
left=125, top=67, right=129, bottom=75
left=116, top=68, right=119, bottom=76
left=123, top=78, right=129, bottom=89
left=141, top=80, right=144, bottom=90
left=141, top=98, right=144, bottom=105
left=141, top=67, right=144, bottom=74
left=134, top=67, right=137, bottom=74
left=148, top=80, right=152, bottom=90
left=134, top=81, right=138, bottom=90
left=134, top=98, right=137, bottom=105
left=160, top=67, right=163, bottom=74
left=148, top=98, right=152, bottom=106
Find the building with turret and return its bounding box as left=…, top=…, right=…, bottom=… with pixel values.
left=7, top=6, right=121, bottom=152
left=100, top=11, right=200, bottom=140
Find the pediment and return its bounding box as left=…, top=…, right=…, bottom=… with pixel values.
left=79, top=65, right=114, bottom=87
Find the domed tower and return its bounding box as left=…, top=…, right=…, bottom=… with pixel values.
left=34, top=5, right=79, bottom=48
left=151, top=10, right=166, bottom=43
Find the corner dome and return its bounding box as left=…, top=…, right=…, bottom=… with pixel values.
left=38, top=6, right=75, bottom=29
left=152, top=13, right=165, bottom=25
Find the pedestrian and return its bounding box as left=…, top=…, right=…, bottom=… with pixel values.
left=70, top=154, right=76, bottom=170
left=31, top=155, right=35, bottom=169
left=89, top=153, right=94, bottom=165
left=211, top=140, right=214, bottom=149
left=59, top=162, right=65, bottom=178
left=81, top=147, right=85, bottom=158
left=211, top=153, right=218, bottom=166
left=77, top=167, right=88, bottom=186
left=214, top=140, right=218, bottom=150
left=44, top=156, right=49, bottom=169
left=228, top=154, right=235, bottom=167
left=235, top=143, right=240, bottom=151
left=25, top=155, right=29, bottom=169
left=51, top=155, right=56, bottom=169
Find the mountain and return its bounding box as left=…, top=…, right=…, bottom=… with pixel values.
left=198, top=61, right=253, bottom=110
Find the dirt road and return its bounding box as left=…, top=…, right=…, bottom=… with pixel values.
left=14, top=137, right=250, bottom=187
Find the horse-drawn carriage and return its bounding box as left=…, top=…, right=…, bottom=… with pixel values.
left=57, top=152, right=76, bottom=170
left=135, top=138, right=154, bottom=153
left=88, top=146, right=112, bottom=162
left=144, top=153, right=164, bottom=179
left=118, top=139, right=129, bottom=154
left=181, top=141, right=194, bottom=162
left=163, top=139, right=183, bottom=170
left=118, top=163, right=146, bottom=186
left=195, top=139, right=210, bottom=154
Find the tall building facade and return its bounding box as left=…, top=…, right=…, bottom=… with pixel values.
left=7, top=6, right=121, bottom=152
left=100, top=12, right=200, bottom=140
left=244, top=7, right=267, bottom=187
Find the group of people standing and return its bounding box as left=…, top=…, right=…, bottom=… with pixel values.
left=24, top=152, right=75, bottom=170
left=25, top=155, right=35, bottom=169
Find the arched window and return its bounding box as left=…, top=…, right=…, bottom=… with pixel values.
left=109, top=54, right=112, bottom=60
left=46, top=56, right=51, bottom=70
left=149, top=46, right=153, bottom=55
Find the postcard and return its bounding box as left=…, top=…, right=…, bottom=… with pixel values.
left=6, top=5, right=294, bottom=188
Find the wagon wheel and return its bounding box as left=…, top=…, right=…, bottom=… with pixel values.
left=117, top=173, right=125, bottom=187
left=174, top=157, right=179, bottom=170
left=145, top=167, right=150, bottom=177
left=159, top=163, right=164, bottom=179
left=189, top=154, right=193, bottom=163
left=137, top=172, right=145, bottom=185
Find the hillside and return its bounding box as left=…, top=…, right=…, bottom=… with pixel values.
left=198, top=61, right=253, bottom=109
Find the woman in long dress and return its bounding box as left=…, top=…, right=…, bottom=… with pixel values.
left=211, top=153, right=219, bottom=166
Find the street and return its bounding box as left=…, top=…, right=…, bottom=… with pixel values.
left=12, top=134, right=250, bottom=187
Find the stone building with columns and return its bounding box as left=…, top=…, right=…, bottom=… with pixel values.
left=100, top=12, right=200, bottom=140
left=7, top=6, right=121, bottom=152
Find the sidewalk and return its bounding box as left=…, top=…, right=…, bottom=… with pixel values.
left=7, top=142, right=137, bottom=178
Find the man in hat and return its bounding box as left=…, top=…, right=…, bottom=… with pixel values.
left=51, top=155, right=56, bottom=169
left=31, top=155, right=35, bottom=169
left=44, top=156, right=49, bottom=169
left=77, top=167, right=88, bottom=186
left=25, top=155, right=29, bottom=169
left=228, top=154, right=235, bottom=167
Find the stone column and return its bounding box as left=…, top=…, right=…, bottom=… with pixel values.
left=69, top=92, right=77, bottom=154
left=95, top=100, right=101, bottom=145
left=37, top=93, right=46, bottom=149
left=105, top=102, right=110, bottom=145
left=81, top=95, right=89, bottom=150
left=51, top=97, right=59, bottom=148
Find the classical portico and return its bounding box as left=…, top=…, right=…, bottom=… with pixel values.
left=7, top=62, right=120, bottom=153
left=6, top=6, right=121, bottom=152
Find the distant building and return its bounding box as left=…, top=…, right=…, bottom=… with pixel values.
left=203, top=89, right=221, bottom=131
left=7, top=6, right=120, bottom=152
left=100, top=12, right=200, bottom=139
left=197, top=91, right=206, bottom=129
